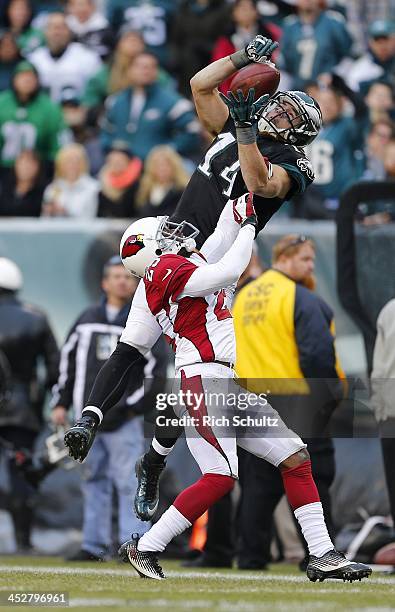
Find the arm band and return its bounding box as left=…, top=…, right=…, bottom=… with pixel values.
left=230, top=48, right=250, bottom=69
left=236, top=126, right=257, bottom=145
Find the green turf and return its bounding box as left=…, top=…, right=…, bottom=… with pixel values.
left=0, top=556, right=393, bottom=611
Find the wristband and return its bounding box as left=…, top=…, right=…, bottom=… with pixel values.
left=230, top=48, right=250, bottom=69
left=236, top=126, right=256, bottom=145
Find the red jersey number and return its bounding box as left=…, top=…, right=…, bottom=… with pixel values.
left=214, top=290, right=232, bottom=321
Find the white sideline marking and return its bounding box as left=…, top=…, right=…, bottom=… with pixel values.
left=0, top=565, right=392, bottom=586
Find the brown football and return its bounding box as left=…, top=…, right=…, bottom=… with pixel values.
left=229, top=62, right=280, bottom=99
left=373, top=542, right=395, bottom=565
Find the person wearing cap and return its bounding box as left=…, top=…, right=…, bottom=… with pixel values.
left=51, top=256, right=168, bottom=561
left=278, top=0, right=353, bottom=90
left=28, top=12, right=102, bottom=103
left=0, top=59, right=68, bottom=175
left=100, top=51, right=200, bottom=161
left=347, top=19, right=395, bottom=93
left=232, top=235, right=345, bottom=570
left=97, top=140, right=142, bottom=218
left=0, top=257, right=59, bottom=551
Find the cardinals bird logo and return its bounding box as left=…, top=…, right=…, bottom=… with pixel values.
left=121, top=234, right=145, bottom=258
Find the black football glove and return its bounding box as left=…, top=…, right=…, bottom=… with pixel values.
left=219, top=88, right=270, bottom=128
left=230, top=35, right=279, bottom=69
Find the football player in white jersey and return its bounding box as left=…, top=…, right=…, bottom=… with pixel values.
left=64, top=194, right=371, bottom=583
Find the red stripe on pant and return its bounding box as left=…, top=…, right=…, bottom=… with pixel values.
left=281, top=459, right=320, bottom=510
left=173, top=473, right=235, bottom=523
left=180, top=370, right=231, bottom=470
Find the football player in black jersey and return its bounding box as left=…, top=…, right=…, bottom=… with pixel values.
left=132, top=36, right=324, bottom=521
left=171, top=35, right=321, bottom=247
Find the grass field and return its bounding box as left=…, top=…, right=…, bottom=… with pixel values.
left=0, top=556, right=394, bottom=611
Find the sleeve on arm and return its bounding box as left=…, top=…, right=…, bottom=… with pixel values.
left=51, top=322, right=79, bottom=409
left=199, top=199, right=242, bottom=264
left=47, top=103, right=68, bottom=161
left=294, top=285, right=338, bottom=379
left=167, top=95, right=200, bottom=155
left=120, top=280, right=162, bottom=353
left=278, top=155, right=315, bottom=197
left=181, top=225, right=255, bottom=298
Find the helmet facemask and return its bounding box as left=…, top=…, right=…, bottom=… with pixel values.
left=156, top=217, right=199, bottom=253
left=257, top=91, right=322, bottom=147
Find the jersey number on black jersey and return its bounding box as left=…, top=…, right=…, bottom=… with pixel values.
left=197, top=132, right=241, bottom=198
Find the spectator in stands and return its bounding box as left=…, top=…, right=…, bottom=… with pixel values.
left=0, top=61, right=68, bottom=177
left=171, top=0, right=230, bottom=97
left=5, top=0, right=44, bottom=55
left=82, top=28, right=171, bottom=115
left=0, top=150, right=45, bottom=216
left=211, top=0, right=280, bottom=94
left=135, top=145, right=190, bottom=218
left=66, top=0, right=113, bottom=60
left=365, top=81, right=395, bottom=125
left=97, top=140, right=142, bottom=218
left=360, top=138, right=395, bottom=225
left=345, top=0, right=394, bottom=57
left=279, top=0, right=353, bottom=90
left=0, top=257, right=59, bottom=551
left=302, top=74, right=366, bottom=218
left=362, top=119, right=394, bottom=181
left=100, top=52, right=200, bottom=160
left=51, top=256, right=168, bottom=561
left=371, top=297, right=395, bottom=545
left=106, top=0, right=176, bottom=68
left=0, top=30, right=22, bottom=90
left=233, top=235, right=344, bottom=570
left=42, top=143, right=99, bottom=217
left=28, top=12, right=102, bottom=103
left=59, top=88, right=103, bottom=176
left=347, top=20, right=395, bottom=94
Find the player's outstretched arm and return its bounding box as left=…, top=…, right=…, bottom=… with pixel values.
left=191, top=36, right=278, bottom=137
left=200, top=193, right=255, bottom=264
left=64, top=282, right=162, bottom=462
left=86, top=282, right=162, bottom=421
left=180, top=199, right=257, bottom=298
left=220, top=88, right=291, bottom=199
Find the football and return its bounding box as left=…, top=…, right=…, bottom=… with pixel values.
left=229, top=61, right=280, bottom=99
left=373, top=542, right=395, bottom=565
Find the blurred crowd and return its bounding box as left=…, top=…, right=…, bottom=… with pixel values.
left=0, top=0, right=393, bottom=223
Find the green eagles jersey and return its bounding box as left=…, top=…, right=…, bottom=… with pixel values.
left=0, top=90, right=68, bottom=166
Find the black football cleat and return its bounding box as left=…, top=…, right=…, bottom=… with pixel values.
left=64, top=415, right=98, bottom=462
left=118, top=534, right=165, bottom=580
left=134, top=455, right=165, bottom=521
left=307, top=549, right=372, bottom=583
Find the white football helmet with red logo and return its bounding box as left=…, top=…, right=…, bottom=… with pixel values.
left=120, top=216, right=199, bottom=278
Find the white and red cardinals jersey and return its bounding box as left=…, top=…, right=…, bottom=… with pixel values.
left=143, top=252, right=235, bottom=369
left=120, top=195, right=256, bottom=367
